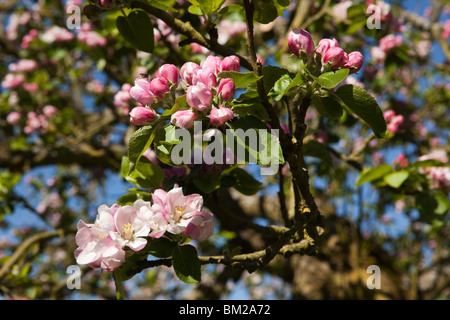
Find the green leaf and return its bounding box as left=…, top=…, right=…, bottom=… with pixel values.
left=146, top=0, right=178, bottom=13
left=116, top=10, right=154, bottom=53
left=356, top=164, right=393, bottom=187
left=147, top=238, right=177, bottom=258
left=262, top=66, right=289, bottom=93
left=153, top=124, right=182, bottom=165
left=269, top=74, right=293, bottom=101
left=408, top=159, right=450, bottom=168
left=276, top=71, right=304, bottom=100
left=335, top=85, right=387, bottom=138
left=311, top=95, right=344, bottom=120
left=218, top=71, right=262, bottom=89
left=229, top=167, right=262, bottom=195
left=172, top=244, right=201, bottom=284
left=303, top=140, right=332, bottom=166
left=188, top=0, right=226, bottom=14
left=383, top=170, right=410, bottom=188
left=188, top=5, right=203, bottom=15
left=217, top=4, right=243, bottom=17
left=229, top=116, right=284, bottom=166
left=128, top=125, right=156, bottom=173
left=434, top=193, right=450, bottom=215
left=162, top=95, right=187, bottom=116
left=254, top=0, right=279, bottom=24
left=116, top=193, right=139, bottom=206
left=192, top=176, right=222, bottom=194
left=128, top=160, right=164, bottom=188
left=313, top=68, right=349, bottom=89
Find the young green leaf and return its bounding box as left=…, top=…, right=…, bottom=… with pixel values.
left=313, top=68, right=349, bottom=89
left=383, top=170, right=410, bottom=188
left=189, top=0, right=226, bottom=14
left=218, top=71, right=262, bottom=89
left=356, top=164, right=393, bottom=187
left=335, top=85, right=387, bottom=138
left=128, top=125, right=156, bottom=174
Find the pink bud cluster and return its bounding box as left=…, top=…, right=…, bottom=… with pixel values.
left=370, top=34, right=403, bottom=63
left=76, top=23, right=107, bottom=48
left=128, top=63, right=179, bottom=125
left=75, top=185, right=214, bottom=271
left=127, top=55, right=240, bottom=129
left=384, top=110, right=404, bottom=134
left=174, top=55, right=239, bottom=128
left=417, top=150, right=450, bottom=191
left=288, top=28, right=364, bottom=74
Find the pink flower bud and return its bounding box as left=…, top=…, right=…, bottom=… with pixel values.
left=129, top=106, right=156, bottom=125
left=384, top=110, right=396, bottom=122
left=180, top=62, right=201, bottom=85
left=209, top=106, right=234, bottom=126
left=149, top=77, right=169, bottom=99
left=129, top=78, right=156, bottom=106
left=387, top=114, right=404, bottom=133
left=219, top=55, right=240, bottom=72
left=315, top=38, right=339, bottom=56
left=344, top=51, right=364, bottom=73
left=186, top=82, right=213, bottom=111
left=288, top=28, right=315, bottom=57
left=171, top=109, right=198, bottom=129
left=217, top=78, right=235, bottom=101
left=156, top=64, right=179, bottom=85
left=379, top=34, right=403, bottom=52
left=200, top=56, right=222, bottom=74
left=184, top=211, right=214, bottom=241
left=193, top=67, right=217, bottom=88
left=322, top=47, right=348, bottom=70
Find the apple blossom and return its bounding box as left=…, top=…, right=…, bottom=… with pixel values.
left=184, top=211, right=215, bottom=241
left=156, top=64, right=179, bottom=85
left=193, top=67, right=217, bottom=88
left=129, top=106, right=156, bottom=126
left=180, top=62, right=201, bottom=85
left=315, top=38, right=339, bottom=56
left=171, top=109, right=198, bottom=129
left=209, top=106, right=234, bottom=127
left=219, top=55, right=241, bottom=72
left=217, top=78, right=236, bottom=101
left=288, top=28, right=315, bottom=57
left=186, top=82, right=213, bottom=111
left=129, top=78, right=156, bottom=106
left=344, top=51, right=364, bottom=73
left=149, top=77, right=169, bottom=99
left=322, top=47, right=349, bottom=70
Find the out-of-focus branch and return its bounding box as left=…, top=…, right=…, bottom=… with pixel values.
left=0, top=229, right=65, bottom=283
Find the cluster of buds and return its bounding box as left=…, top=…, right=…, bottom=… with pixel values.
left=127, top=55, right=240, bottom=129
left=288, top=28, right=364, bottom=74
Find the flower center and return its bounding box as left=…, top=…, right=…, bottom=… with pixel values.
left=122, top=223, right=134, bottom=240
left=172, top=206, right=185, bottom=224
left=99, top=232, right=106, bottom=239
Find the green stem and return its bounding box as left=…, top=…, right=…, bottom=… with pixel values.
left=113, top=269, right=125, bottom=300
